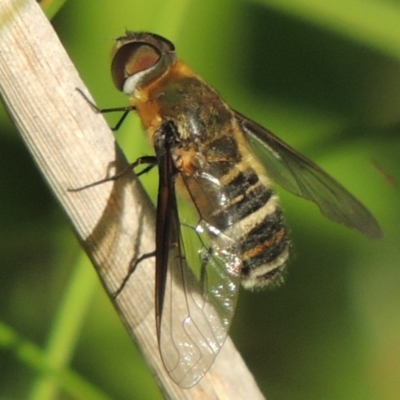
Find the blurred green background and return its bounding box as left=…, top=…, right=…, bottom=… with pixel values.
left=1, top=0, right=400, bottom=399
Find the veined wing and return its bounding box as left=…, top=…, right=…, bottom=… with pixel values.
left=154, top=127, right=241, bottom=388
left=236, top=111, right=382, bottom=238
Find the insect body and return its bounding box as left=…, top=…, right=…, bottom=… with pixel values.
left=108, top=32, right=382, bottom=387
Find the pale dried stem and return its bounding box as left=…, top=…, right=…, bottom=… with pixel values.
left=0, top=1, right=265, bottom=399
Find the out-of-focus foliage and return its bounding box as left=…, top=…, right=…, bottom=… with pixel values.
left=1, top=0, right=399, bottom=399
left=39, top=0, right=67, bottom=19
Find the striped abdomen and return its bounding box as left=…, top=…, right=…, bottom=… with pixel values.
left=209, top=159, right=290, bottom=289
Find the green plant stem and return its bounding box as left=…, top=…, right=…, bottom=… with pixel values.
left=28, top=253, right=100, bottom=400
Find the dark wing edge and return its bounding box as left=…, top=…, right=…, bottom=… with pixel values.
left=235, top=111, right=383, bottom=239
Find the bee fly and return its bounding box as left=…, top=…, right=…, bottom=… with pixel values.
left=87, top=31, right=382, bottom=388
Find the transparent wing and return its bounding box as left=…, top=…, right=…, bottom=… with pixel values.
left=236, top=111, right=382, bottom=238
left=159, top=215, right=241, bottom=388
left=154, top=131, right=241, bottom=388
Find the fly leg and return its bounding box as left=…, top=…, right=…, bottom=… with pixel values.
left=71, top=88, right=157, bottom=191
left=76, top=88, right=135, bottom=131
left=181, top=222, right=213, bottom=296
left=68, top=155, right=158, bottom=294
left=68, top=156, right=157, bottom=192
left=113, top=250, right=156, bottom=298
left=74, top=90, right=161, bottom=297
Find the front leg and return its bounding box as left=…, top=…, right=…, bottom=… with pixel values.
left=68, top=156, right=158, bottom=192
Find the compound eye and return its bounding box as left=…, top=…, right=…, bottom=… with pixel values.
left=111, top=43, right=160, bottom=91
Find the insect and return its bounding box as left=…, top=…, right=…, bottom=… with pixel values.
left=91, top=31, right=382, bottom=388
